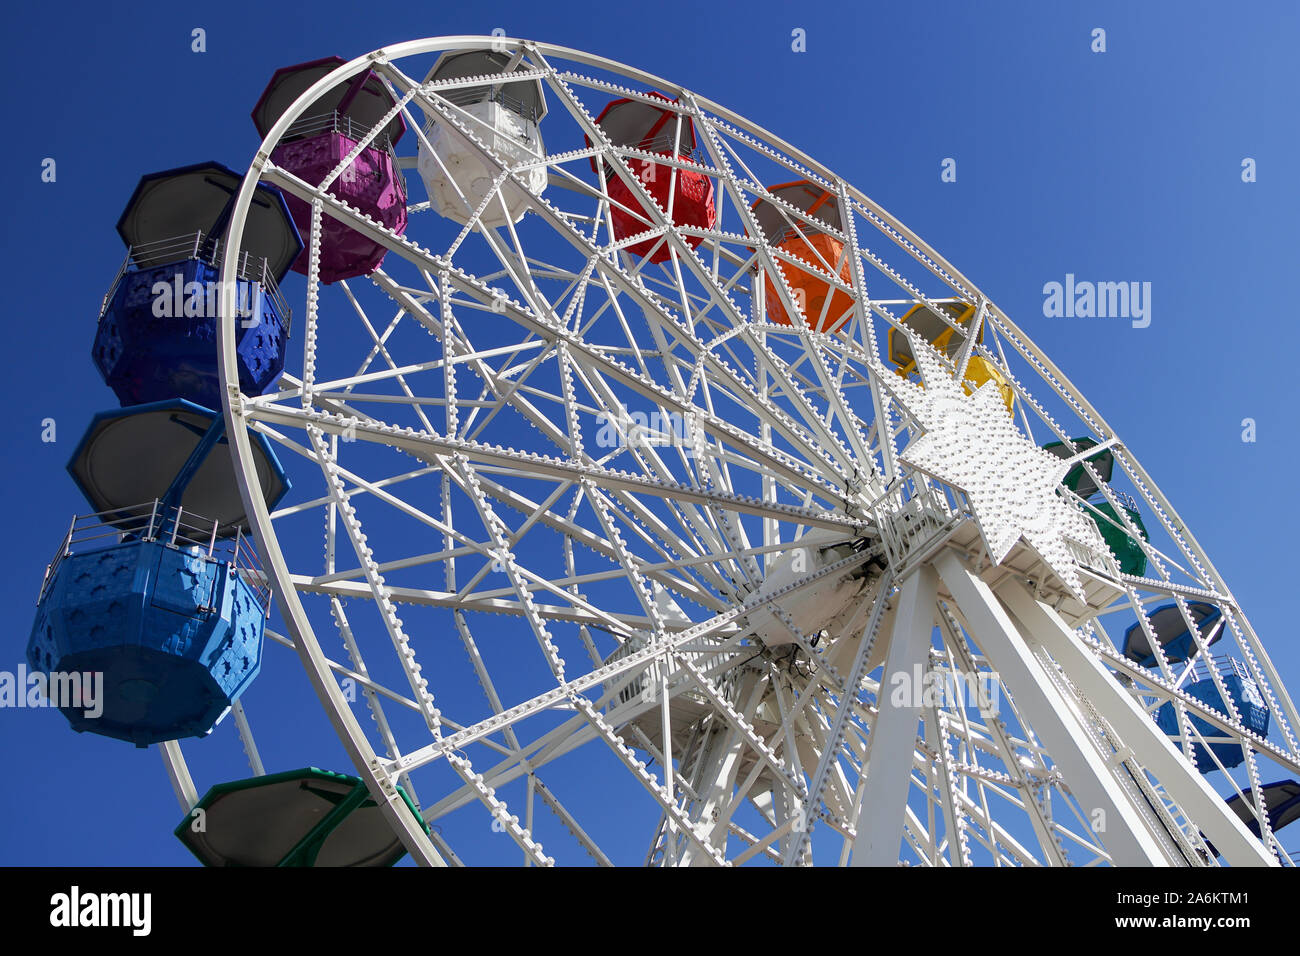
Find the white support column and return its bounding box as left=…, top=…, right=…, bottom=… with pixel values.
left=851, top=565, right=938, bottom=866
left=680, top=671, right=763, bottom=866
left=774, top=784, right=803, bottom=863
left=159, top=739, right=198, bottom=812
left=933, top=549, right=1173, bottom=866
left=924, top=705, right=968, bottom=866
left=997, top=578, right=1276, bottom=867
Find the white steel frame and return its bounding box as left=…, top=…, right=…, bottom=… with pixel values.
left=185, top=36, right=1300, bottom=867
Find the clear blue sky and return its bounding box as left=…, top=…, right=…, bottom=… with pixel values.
left=1, top=0, right=1297, bottom=865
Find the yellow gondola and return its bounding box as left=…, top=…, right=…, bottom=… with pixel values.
left=887, top=300, right=1015, bottom=413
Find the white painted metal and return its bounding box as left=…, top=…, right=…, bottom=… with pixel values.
left=850, top=565, right=937, bottom=865
left=159, top=740, right=198, bottom=812
left=998, top=580, right=1275, bottom=866
left=195, top=36, right=1300, bottom=867
left=935, top=550, right=1172, bottom=865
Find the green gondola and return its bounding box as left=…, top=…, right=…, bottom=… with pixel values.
left=175, top=767, right=428, bottom=867
left=1043, top=438, right=1147, bottom=575
left=1042, top=437, right=1114, bottom=500
left=1090, top=500, right=1148, bottom=576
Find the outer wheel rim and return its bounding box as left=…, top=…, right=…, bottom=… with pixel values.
left=213, top=36, right=1299, bottom=867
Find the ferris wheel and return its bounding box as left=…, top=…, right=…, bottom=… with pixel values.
left=35, top=36, right=1300, bottom=867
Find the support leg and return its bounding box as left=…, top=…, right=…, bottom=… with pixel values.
left=851, top=565, right=938, bottom=865
left=934, top=549, right=1172, bottom=865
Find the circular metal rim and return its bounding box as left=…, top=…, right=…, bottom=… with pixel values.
left=217, top=35, right=1283, bottom=866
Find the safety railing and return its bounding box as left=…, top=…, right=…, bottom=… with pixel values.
left=609, top=127, right=703, bottom=160
left=1189, top=654, right=1253, bottom=687
left=284, top=109, right=396, bottom=150
left=436, top=83, right=540, bottom=123
left=875, top=478, right=962, bottom=570
left=1110, top=489, right=1140, bottom=512
left=282, top=110, right=405, bottom=197
left=766, top=220, right=835, bottom=250
left=97, top=252, right=131, bottom=318
left=98, top=230, right=292, bottom=335
left=37, top=500, right=270, bottom=615
left=629, top=129, right=694, bottom=156
left=597, top=142, right=710, bottom=181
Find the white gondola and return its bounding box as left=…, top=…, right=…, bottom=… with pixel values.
left=417, top=49, right=547, bottom=228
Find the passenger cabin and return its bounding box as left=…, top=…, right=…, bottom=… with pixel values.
left=417, top=49, right=548, bottom=228
left=252, top=56, right=409, bottom=283
left=1042, top=437, right=1149, bottom=576
left=176, top=768, right=428, bottom=866
left=587, top=93, right=715, bottom=263
left=1042, top=437, right=1114, bottom=499
left=750, top=181, right=855, bottom=333
left=1089, top=499, right=1148, bottom=577
left=93, top=162, right=301, bottom=410
left=27, top=501, right=268, bottom=746
left=1154, top=657, right=1270, bottom=771
left=886, top=299, right=1014, bottom=413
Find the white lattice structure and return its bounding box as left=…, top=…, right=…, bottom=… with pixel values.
left=164, top=37, right=1300, bottom=866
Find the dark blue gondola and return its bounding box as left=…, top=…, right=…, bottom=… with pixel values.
left=1225, top=780, right=1300, bottom=838
left=1123, top=602, right=1223, bottom=668
left=1155, top=658, right=1270, bottom=771
left=93, top=161, right=302, bottom=410
left=27, top=500, right=269, bottom=747
left=1204, top=779, right=1300, bottom=859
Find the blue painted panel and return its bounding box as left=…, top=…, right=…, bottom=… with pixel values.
left=1155, top=666, right=1270, bottom=771
left=92, top=257, right=289, bottom=409
left=152, top=545, right=218, bottom=618
left=27, top=538, right=265, bottom=747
